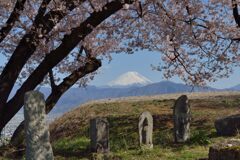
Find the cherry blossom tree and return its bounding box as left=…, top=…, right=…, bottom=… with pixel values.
left=0, top=0, right=240, bottom=146
left=0, top=0, right=136, bottom=139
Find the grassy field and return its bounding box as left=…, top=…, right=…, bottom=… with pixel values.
left=49, top=92, right=240, bottom=160
left=2, top=92, right=240, bottom=159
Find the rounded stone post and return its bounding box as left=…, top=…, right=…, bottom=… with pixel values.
left=90, top=118, right=109, bottom=153
left=173, top=95, right=191, bottom=143
left=24, top=91, right=54, bottom=160
left=138, top=111, right=153, bottom=148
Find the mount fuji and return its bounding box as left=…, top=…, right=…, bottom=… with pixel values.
left=108, top=71, right=152, bottom=87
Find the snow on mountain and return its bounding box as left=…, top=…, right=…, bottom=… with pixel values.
left=108, top=71, right=153, bottom=87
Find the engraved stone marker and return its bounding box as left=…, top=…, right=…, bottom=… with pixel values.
left=90, top=118, right=109, bottom=153
left=173, top=95, right=191, bottom=143
left=24, top=91, right=54, bottom=160
left=138, top=111, right=153, bottom=148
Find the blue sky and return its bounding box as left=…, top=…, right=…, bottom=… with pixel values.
left=90, top=51, right=240, bottom=89
left=90, top=51, right=162, bottom=86
left=0, top=51, right=239, bottom=89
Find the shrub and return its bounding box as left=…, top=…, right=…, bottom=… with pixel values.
left=190, top=130, right=211, bottom=145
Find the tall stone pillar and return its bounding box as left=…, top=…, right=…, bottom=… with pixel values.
left=173, top=95, right=191, bottom=143
left=90, top=118, right=109, bottom=153
left=24, top=91, right=54, bottom=160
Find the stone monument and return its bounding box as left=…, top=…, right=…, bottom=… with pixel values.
left=90, top=118, right=109, bottom=153
left=24, top=91, right=54, bottom=160
left=173, top=95, right=191, bottom=143
left=138, top=111, right=153, bottom=148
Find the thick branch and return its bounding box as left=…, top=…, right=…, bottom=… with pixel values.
left=232, top=0, right=240, bottom=27
left=34, top=0, right=52, bottom=23
left=0, top=0, right=84, bottom=111
left=46, top=57, right=101, bottom=112
left=48, top=69, right=56, bottom=91
left=0, top=0, right=135, bottom=132
left=0, top=0, right=27, bottom=43
left=136, top=1, right=143, bottom=18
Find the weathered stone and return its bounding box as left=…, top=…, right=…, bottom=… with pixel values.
left=173, top=95, right=191, bottom=143
left=209, top=139, right=240, bottom=160
left=24, top=91, right=54, bottom=160
left=215, top=114, right=240, bottom=136
left=90, top=118, right=109, bottom=153
left=138, top=111, right=153, bottom=148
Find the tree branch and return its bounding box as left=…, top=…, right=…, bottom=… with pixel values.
left=45, top=57, right=101, bottom=112
left=136, top=1, right=143, bottom=18
left=48, top=69, right=56, bottom=91
left=0, top=0, right=84, bottom=111
left=0, top=0, right=27, bottom=43
left=232, top=0, right=240, bottom=27
left=34, top=0, right=52, bottom=24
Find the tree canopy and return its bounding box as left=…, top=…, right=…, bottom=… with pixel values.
left=0, top=0, right=240, bottom=140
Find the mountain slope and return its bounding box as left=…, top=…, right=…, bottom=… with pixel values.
left=48, top=81, right=218, bottom=114
left=127, top=81, right=217, bottom=96
left=228, top=84, right=240, bottom=91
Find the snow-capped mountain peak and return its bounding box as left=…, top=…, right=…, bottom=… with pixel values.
left=108, top=71, right=152, bottom=87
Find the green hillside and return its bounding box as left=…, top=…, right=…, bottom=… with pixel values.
left=48, top=92, right=240, bottom=160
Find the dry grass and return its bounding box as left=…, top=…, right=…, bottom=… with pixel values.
left=78, top=91, right=240, bottom=105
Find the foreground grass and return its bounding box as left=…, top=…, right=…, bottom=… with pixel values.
left=115, top=146, right=209, bottom=160
left=52, top=130, right=231, bottom=160
left=53, top=136, right=210, bottom=160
